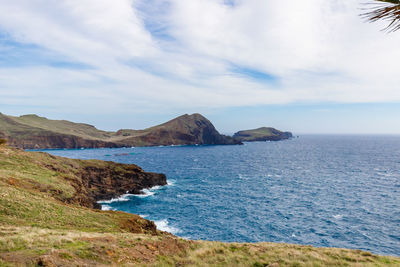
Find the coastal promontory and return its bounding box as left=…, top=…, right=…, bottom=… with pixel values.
left=0, top=112, right=240, bottom=149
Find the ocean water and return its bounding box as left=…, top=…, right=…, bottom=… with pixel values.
left=40, top=135, right=400, bottom=256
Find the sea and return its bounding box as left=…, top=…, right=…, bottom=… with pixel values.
left=38, top=135, right=400, bottom=256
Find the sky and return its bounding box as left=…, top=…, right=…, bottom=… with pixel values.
left=0, top=0, right=399, bottom=134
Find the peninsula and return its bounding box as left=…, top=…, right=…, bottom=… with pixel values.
left=0, top=113, right=240, bottom=149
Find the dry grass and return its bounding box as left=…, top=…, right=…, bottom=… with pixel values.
left=0, top=226, right=398, bottom=267
left=153, top=241, right=400, bottom=267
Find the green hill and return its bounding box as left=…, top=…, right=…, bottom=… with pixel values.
left=0, top=144, right=398, bottom=266
left=234, top=127, right=293, bottom=142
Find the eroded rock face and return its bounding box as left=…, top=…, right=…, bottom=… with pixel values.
left=79, top=162, right=167, bottom=208
left=6, top=134, right=119, bottom=149
left=41, top=156, right=167, bottom=209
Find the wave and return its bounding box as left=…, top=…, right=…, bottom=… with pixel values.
left=98, top=181, right=173, bottom=209
left=97, top=194, right=133, bottom=204
left=135, top=188, right=156, bottom=198
left=154, top=219, right=180, bottom=234
left=101, top=205, right=114, bottom=211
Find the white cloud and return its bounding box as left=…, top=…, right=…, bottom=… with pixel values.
left=0, top=0, right=399, bottom=116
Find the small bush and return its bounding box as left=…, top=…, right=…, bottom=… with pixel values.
left=0, top=139, right=6, bottom=145
left=252, top=262, right=268, bottom=267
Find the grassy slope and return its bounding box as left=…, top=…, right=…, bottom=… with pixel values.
left=239, top=127, right=276, bottom=137
left=0, top=145, right=399, bottom=266
left=7, top=114, right=112, bottom=140
left=0, top=113, right=55, bottom=139
left=234, top=127, right=290, bottom=141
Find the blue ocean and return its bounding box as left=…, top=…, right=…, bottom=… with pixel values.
left=40, top=135, right=400, bottom=256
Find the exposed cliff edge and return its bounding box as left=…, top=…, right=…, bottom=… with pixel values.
left=0, top=112, right=241, bottom=149
left=233, top=127, right=293, bottom=142
left=0, top=146, right=166, bottom=210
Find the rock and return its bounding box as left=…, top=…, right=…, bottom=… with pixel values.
left=39, top=156, right=167, bottom=209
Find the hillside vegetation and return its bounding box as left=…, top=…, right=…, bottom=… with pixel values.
left=0, top=144, right=399, bottom=266
left=233, top=127, right=293, bottom=142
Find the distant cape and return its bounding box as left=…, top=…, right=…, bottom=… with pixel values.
left=233, top=127, right=292, bottom=142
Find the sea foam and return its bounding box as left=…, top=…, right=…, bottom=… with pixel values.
left=154, top=219, right=181, bottom=234
left=97, top=194, right=133, bottom=204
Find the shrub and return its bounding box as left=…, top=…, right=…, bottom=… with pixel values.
left=0, top=139, right=7, bottom=145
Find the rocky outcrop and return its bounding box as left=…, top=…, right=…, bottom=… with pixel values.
left=78, top=161, right=167, bottom=208
left=233, top=127, right=292, bottom=142
left=118, top=113, right=242, bottom=146
left=38, top=154, right=167, bottom=209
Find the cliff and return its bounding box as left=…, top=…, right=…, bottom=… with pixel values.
left=0, top=112, right=241, bottom=149
left=233, top=127, right=293, bottom=142
left=0, top=146, right=166, bottom=210
left=0, top=146, right=398, bottom=266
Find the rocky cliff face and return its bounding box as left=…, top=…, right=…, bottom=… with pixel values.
left=39, top=154, right=167, bottom=209
left=233, top=127, right=293, bottom=142
left=6, top=134, right=119, bottom=149
left=78, top=161, right=167, bottom=208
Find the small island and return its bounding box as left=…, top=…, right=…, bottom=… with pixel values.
left=233, top=127, right=293, bottom=142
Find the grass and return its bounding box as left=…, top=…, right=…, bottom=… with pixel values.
left=0, top=146, right=399, bottom=266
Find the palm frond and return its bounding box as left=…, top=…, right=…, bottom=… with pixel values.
left=362, top=0, right=400, bottom=32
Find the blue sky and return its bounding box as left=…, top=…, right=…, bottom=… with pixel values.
left=0, top=0, right=399, bottom=134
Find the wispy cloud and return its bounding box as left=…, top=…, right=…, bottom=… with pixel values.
left=0, top=0, right=399, bottom=117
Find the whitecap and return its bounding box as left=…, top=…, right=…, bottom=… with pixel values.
left=101, top=205, right=114, bottom=211
left=139, top=214, right=149, bottom=218
left=154, top=219, right=180, bottom=234
left=238, top=174, right=249, bottom=180
left=333, top=214, right=343, bottom=219
left=167, top=180, right=176, bottom=186
left=97, top=194, right=133, bottom=204
left=135, top=189, right=155, bottom=198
